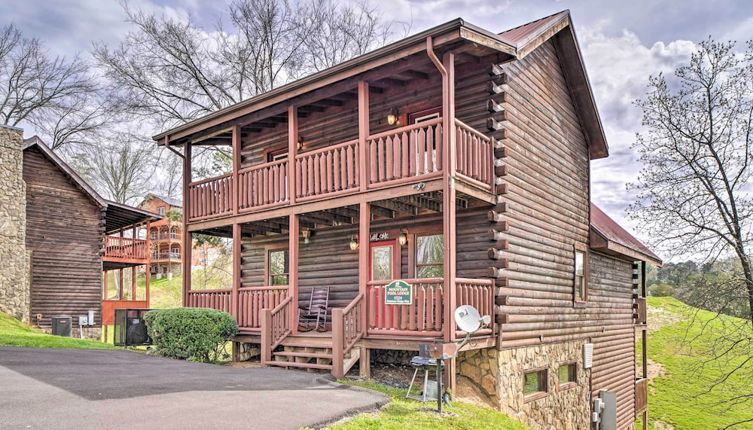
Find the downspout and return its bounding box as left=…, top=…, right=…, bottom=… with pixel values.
left=426, top=37, right=446, bottom=77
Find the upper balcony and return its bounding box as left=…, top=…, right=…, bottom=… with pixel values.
left=186, top=118, right=494, bottom=224
left=103, top=236, right=149, bottom=265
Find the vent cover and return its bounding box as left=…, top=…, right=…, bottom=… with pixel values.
left=583, top=343, right=593, bottom=369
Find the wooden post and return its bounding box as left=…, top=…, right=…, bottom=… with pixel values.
left=289, top=214, right=299, bottom=333
left=232, top=223, right=241, bottom=319
left=358, top=202, right=370, bottom=333
left=288, top=105, right=298, bottom=204
left=359, top=347, right=371, bottom=379
left=145, top=221, right=151, bottom=305
left=332, top=308, right=345, bottom=379
left=441, top=51, right=458, bottom=392
left=641, top=261, right=648, bottom=430
left=232, top=125, right=241, bottom=214
left=182, top=142, right=192, bottom=306
left=118, top=269, right=124, bottom=300
left=131, top=267, right=137, bottom=301
left=358, top=81, right=369, bottom=191
left=261, top=309, right=272, bottom=363
left=103, top=269, right=108, bottom=300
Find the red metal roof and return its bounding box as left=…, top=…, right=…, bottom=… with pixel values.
left=590, top=203, right=661, bottom=264
left=498, top=10, right=569, bottom=45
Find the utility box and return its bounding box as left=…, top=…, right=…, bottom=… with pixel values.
left=51, top=316, right=72, bottom=337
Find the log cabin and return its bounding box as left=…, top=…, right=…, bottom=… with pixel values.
left=139, top=194, right=184, bottom=278
left=153, top=10, right=660, bottom=430
left=21, top=137, right=161, bottom=338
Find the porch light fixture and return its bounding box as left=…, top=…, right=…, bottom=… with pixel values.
left=349, top=235, right=359, bottom=251
left=302, top=229, right=312, bottom=244
left=386, top=108, right=400, bottom=126
left=398, top=230, right=408, bottom=246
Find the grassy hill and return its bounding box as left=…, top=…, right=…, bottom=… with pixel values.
left=645, top=297, right=753, bottom=429
left=0, top=311, right=115, bottom=349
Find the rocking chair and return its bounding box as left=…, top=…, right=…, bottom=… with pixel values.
left=298, top=287, right=330, bottom=332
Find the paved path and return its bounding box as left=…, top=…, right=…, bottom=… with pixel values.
left=0, top=347, right=388, bottom=430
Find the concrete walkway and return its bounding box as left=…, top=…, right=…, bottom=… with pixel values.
left=0, top=347, right=388, bottom=430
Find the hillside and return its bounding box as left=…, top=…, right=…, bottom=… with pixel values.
left=645, top=297, right=753, bottom=429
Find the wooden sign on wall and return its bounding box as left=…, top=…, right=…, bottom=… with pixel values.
left=384, top=280, right=413, bottom=305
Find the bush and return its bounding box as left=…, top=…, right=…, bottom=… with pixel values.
left=650, top=283, right=676, bottom=297
left=144, top=308, right=238, bottom=362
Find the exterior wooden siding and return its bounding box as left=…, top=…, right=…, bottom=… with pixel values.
left=589, top=252, right=637, bottom=430
left=23, top=146, right=104, bottom=327
left=494, top=39, right=591, bottom=347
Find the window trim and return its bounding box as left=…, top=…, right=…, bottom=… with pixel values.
left=265, top=244, right=289, bottom=286
left=409, top=107, right=442, bottom=124
left=573, top=243, right=589, bottom=304
left=265, top=146, right=288, bottom=163
left=522, top=367, right=549, bottom=402
left=557, top=362, right=578, bottom=391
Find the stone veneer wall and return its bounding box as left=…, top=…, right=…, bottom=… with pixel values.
left=0, top=125, right=30, bottom=323
left=458, top=340, right=591, bottom=430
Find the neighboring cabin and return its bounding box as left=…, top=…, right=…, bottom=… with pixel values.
left=153, top=10, right=659, bottom=430
left=139, top=193, right=183, bottom=278
left=0, top=130, right=160, bottom=338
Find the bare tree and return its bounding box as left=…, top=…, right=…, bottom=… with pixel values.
left=74, top=136, right=156, bottom=204
left=0, top=24, right=104, bottom=151
left=629, top=39, right=753, bottom=325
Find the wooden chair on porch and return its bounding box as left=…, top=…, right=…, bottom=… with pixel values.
left=298, top=287, right=330, bottom=332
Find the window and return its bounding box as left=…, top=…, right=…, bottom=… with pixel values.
left=523, top=369, right=548, bottom=397
left=559, top=363, right=577, bottom=387
left=267, top=147, right=288, bottom=162
left=268, top=249, right=289, bottom=286
left=574, top=247, right=588, bottom=302
left=158, top=206, right=166, bottom=215
left=409, top=107, right=441, bottom=124
left=150, top=229, right=157, bottom=240
left=416, top=234, right=444, bottom=278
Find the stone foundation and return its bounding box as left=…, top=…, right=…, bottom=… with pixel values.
left=0, top=125, right=30, bottom=323
left=235, top=342, right=261, bottom=361
left=458, top=340, right=591, bottom=430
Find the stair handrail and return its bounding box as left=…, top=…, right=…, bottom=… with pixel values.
left=261, top=295, right=293, bottom=363
left=331, top=293, right=365, bottom=378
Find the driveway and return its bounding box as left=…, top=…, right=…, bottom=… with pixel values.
left=0, top=347, right=388, bottom=430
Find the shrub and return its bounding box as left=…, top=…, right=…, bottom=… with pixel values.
left=144, top=308, right=238, bottom=362
left=650, top=283, right=676, bottom=297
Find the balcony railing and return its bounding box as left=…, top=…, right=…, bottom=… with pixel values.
left=186, top=118, right=494, bottom=222
left=187, top=289, right=232, bottom=313
left=153, top=252, right=180, bottom=260
left=104, top=236, right=149, bottom=261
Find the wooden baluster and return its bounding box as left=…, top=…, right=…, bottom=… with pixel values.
left=369, top=140, right=377, bottom=184
left=307, top=156, right=314, bottom=196
left=417, top=286, right=426, bottom=331
left=385, top=136, right=394, bottom=181
left=346, top=145, right=355, bottom=188
left=392, top=134, right=400, bottom=179
left=377, top=138, right=385, bottom=183
left=436, top=124, right=443, bottom=172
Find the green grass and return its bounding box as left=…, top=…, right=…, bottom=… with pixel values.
left=645, top=297, right=753, bottom=430
left=320, top=381, right=528, bottom=430
left=0, top=311, right=115, bottom=349
left=148, top=275, right=183, bottom=309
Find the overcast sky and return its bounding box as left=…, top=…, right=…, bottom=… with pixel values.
left=5, top=0, right=753, bottom=244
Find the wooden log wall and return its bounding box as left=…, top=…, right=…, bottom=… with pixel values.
left=240, top=208, right=492, bottom=310
left=589, top=252, right=637, bottom=430
left=489, top=39, right=591, bottom=347
left=23, top=147, right=104, bottom=328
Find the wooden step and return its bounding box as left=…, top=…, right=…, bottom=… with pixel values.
left=266, top=360, right=332, bottom=370
left=273, top=351, right=333, bottom=360
left=280, top=335, right=333, bottom=348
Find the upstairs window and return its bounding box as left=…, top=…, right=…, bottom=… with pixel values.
left=574, top=245, right=588, bottom=302
left=158, top=206, right=166, bottom=216
left=416, top=234, right=444, bottom=278
left=267, top=147, right=288, bottom=162
left=268, top=249, right=289, bottom=286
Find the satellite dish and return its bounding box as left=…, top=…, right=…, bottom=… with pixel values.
left=455, top=305, right=482, bottom=333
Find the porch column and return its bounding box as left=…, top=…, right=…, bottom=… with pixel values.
left=182, top=141, right=192, bottom=306
left=358, top=81, right=369, bottom=191
left=441, top=51, right=458, bottom=391
left=289, top=214, right=299, bottom=333
left=145, top=221, right=151, bottom=305
left=288, top=105, right=298, bottom=204
left=232, top=223, right=241, bottom=319
left=358, top=201, right=371, bottom=378
left=232, top=125, right=241, bottom=214
left=103, top=270, right=108, bottom=300
left=131, top=226, right=137, bottom=300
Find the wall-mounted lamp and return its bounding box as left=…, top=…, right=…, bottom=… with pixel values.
left=349, top=235, right=359, bottom=251
left=398, top=230, right=408, bottom=247
left=302, top=229, right=312, bottom=244
left=386, top=108, right=400, bottom=126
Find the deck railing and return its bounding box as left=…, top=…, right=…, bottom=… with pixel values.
left=332, top=293, right=365, bottom=378
left=188, top=174, right=233, bottom=220
left=104, top=236, right=149, bottom=261
left=456, top=278, right=495, bottom=335
left=238, top=159, right=289, bottom=211
left=366, top=278, right=445, bottom=336
left=186, top=288, right=232, bottom=313
left=455, top=119, right=494, bottom=190
left=184, top=118, right=497, bottom=222
left=296, top=139, right=359, bottom=201
left=635, top=378, right=648, bottom=414
left=634, top=297, right=647, bottom=325
left=237, top=286, right=289, bottom=331
left=261, top=296, right=293, bottom=363
left=368, top=117, right=443, bottom=188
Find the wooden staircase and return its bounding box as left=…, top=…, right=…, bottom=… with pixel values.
left=266, top=334, right=361, bottom=374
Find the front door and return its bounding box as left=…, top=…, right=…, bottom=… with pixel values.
left=370, top=240, right=398, bottom=281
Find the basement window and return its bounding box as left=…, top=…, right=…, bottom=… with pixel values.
left=558, top=363, right=577, bottom=389
left=523, top=368, right=548, bottom=399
